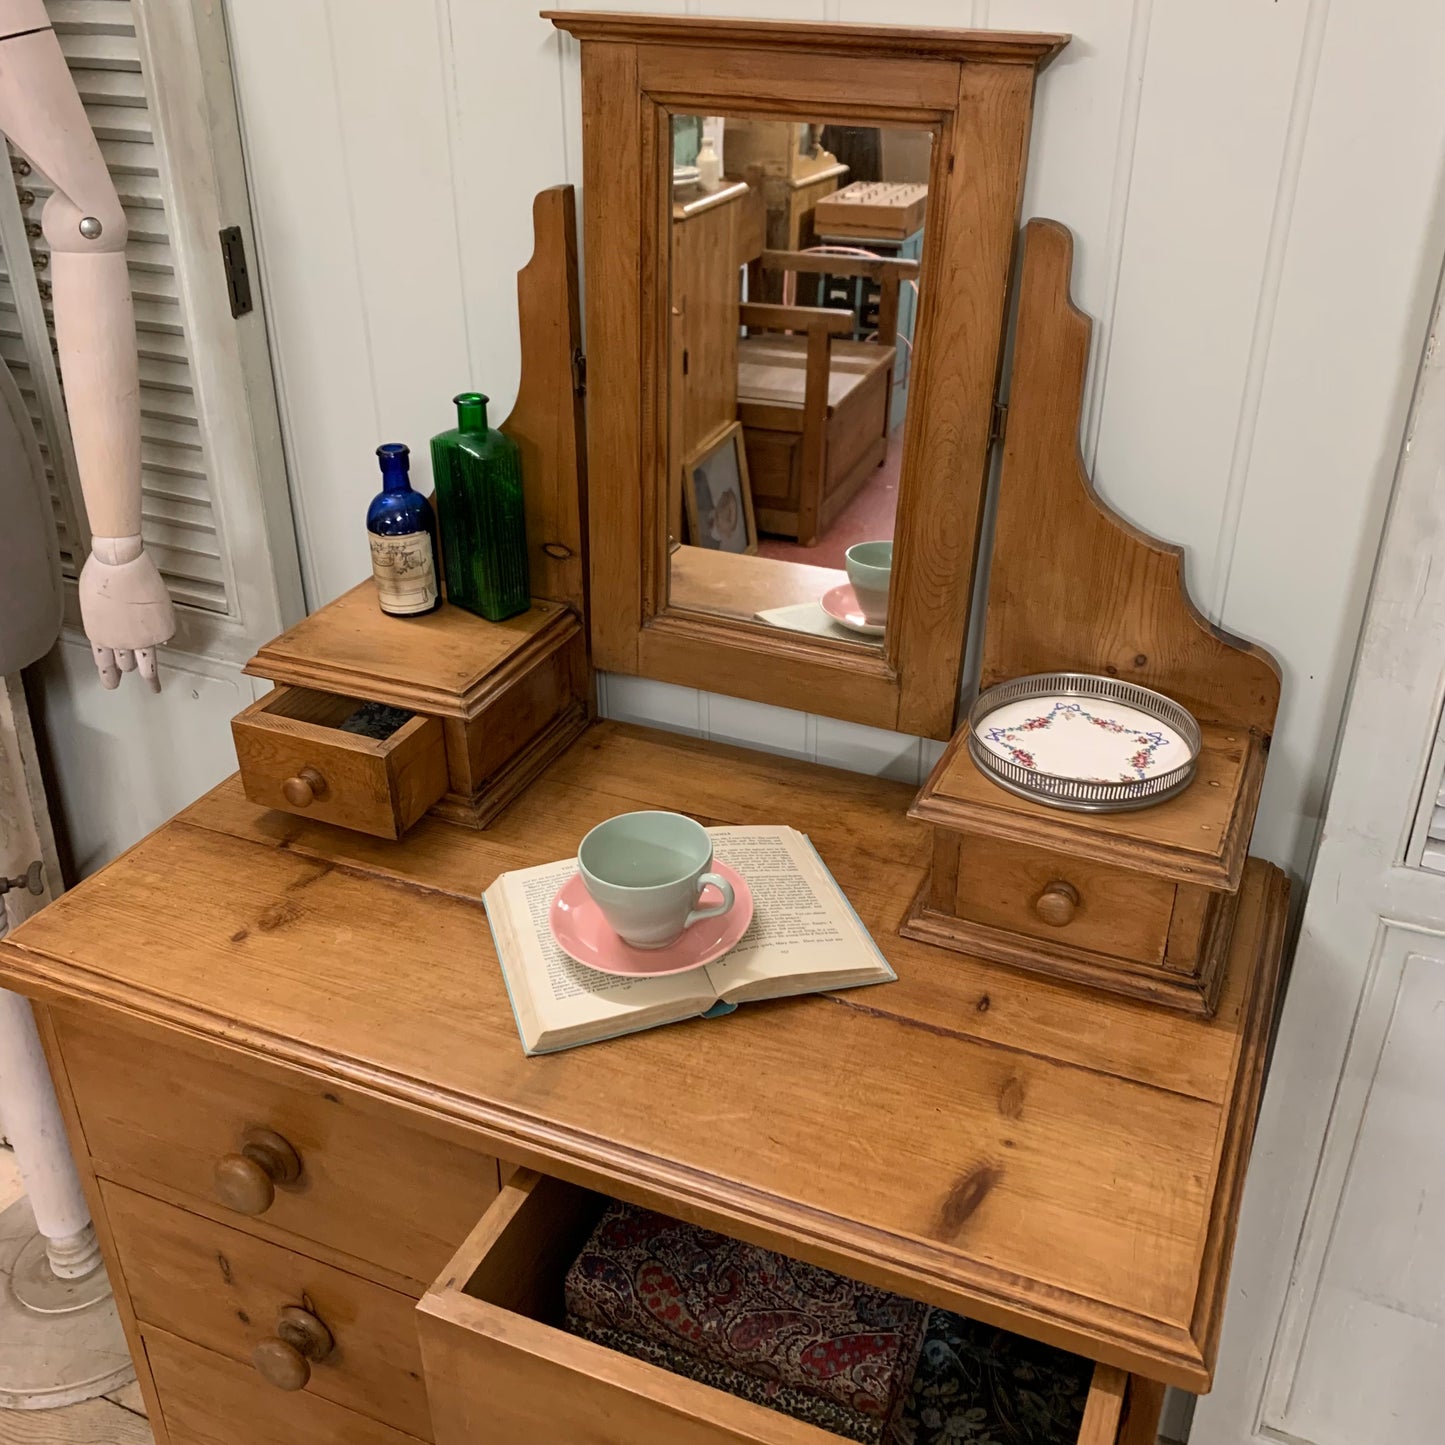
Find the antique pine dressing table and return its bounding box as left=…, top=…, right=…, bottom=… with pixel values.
left=0, top=14, right=1288, bottom=1445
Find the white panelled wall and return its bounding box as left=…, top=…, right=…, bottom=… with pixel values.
left=224, top=0, right=1445, bottom=887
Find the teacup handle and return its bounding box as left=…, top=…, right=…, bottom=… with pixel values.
left=685, top=872, right=735, bottom=930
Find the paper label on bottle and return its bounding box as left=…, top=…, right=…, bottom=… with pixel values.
left=369, top=532, right=437, bottom=615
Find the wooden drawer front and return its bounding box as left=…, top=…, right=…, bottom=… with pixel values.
left=146, top=1327, right=424, bottom=1445
left=419, top=1170, right=1131, bottom=1445
left=950, top=835, right=1176, bottom=962
left=108, top=1183, right=431, bottom=1439
left=232, top=684, right=447, bottom=839
left=55, top=1011, right=499, bottom=1288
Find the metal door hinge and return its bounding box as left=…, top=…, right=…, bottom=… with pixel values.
left=572, top=347, right=587, bottom=396
left=989, top=399, right=1008, bottom=446
left=218, top=225, right=253, bottom=318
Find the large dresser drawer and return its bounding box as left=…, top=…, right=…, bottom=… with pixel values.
left=108, top=1183, right=430, bottom=1439
left=54, top=1010, right=499, bottom=1289
left=418, top=1170, right=1150, bottom=1445
left=146, top=1327, right=424, bottom=1445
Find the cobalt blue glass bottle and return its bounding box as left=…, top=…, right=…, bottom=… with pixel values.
left=366, top=443, right=440, bottom=617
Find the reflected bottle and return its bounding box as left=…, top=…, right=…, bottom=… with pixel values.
left=366, top=443, right=440, bottom=617
left=430, top=392, right=530, bottom=622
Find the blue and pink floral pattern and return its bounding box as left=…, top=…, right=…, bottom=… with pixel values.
left=981, top=700, right=1175, bottom=782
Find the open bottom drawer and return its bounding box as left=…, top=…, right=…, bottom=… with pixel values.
left=418, top=1169, right=1158, bottom=1445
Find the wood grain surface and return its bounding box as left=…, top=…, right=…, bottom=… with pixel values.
left=500, top=185, right=588, bottom=619
left=143, top=1329, right=422, bottom=1445
left=106, top=1185, right=431, bottom=1438
left=981, top=220, right=1281, bottom=737
left=244, top=583, right=573, bottom=720
left=914, top=718, right=1264, bottom=890
left=1, top=723, right=1287, bottom=1389
left=544, top=11, right=1068, bottom=66
left=53, top=1007, right=499, bottom=1290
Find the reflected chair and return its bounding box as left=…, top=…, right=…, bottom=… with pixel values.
left=736, top=250, right=918, bottom=546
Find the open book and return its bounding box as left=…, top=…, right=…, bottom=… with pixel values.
left=484, top=825, right=895, bottom=1055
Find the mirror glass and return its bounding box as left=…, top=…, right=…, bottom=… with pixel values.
left=664, top=113, right=933, bottom=648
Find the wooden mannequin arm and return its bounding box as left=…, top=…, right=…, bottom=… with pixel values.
left=0, top=13, right=173, bottom=688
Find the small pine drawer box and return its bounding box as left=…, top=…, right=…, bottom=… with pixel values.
left=231, top=685, right=447, bottom=840
left=233, top=582, right=591, bottom=837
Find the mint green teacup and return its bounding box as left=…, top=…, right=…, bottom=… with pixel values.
left=577, top=811, right=735, bottom=949
left=845, top=540, right=893, bottom=624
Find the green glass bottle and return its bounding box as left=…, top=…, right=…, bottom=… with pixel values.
left=430, top=392, right=530, bottom=621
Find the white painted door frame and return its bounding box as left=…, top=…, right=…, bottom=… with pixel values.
left=1192, top=264, right=1445, bottom=1444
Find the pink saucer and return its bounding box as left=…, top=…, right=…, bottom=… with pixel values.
left=549, top=862, right=754, bottom=978
left=821, top=582, right=885, bottom=637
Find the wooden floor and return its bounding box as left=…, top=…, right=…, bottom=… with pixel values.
left=0, top=1149, right=152, bottom=1444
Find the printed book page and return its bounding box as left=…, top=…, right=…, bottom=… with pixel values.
left=703, top=827, right=894, bottom=1003
left=486, top=859, right=716, bottom=1053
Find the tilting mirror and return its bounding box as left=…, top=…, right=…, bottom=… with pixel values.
left=665, top=113, right=933, bottom=648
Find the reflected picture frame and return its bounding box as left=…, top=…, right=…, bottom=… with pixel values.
left=683, top=422, right=758, bottom=556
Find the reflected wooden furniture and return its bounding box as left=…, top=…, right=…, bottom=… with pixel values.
left=669, top=544, right=846, bottom=623
left=737, top=250, right=918, bottom=544
left=0, top=722, right=1285, bottom=1442
left=724, top=117, right=848, bottom=282
left=670, top=180, right=765, bottom=541
left=561, top=10, right=1069, bottom=736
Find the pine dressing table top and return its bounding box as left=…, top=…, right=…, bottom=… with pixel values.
left=0, top=721, right=1285, bottom=1392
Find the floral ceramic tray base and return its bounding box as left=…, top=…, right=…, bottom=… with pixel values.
left=967, top=673, right=1201, bottom=812
left=975, top=696, right=1188, bottom=783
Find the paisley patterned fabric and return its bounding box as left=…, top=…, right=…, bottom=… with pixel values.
left=563, top=1201, right=928, bottom=1429
left=566, top=1316, right=887, bottom=1443
left=895, top=1310, right=1091, bottom=1445
left=564, top=1201, right=1093, bottom=1445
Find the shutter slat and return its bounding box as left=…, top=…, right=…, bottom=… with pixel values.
left=70, top=68, right=148, bottom=108
left=55, top=33, right=141, bottom=70
left=2, top=0, right=230, bottom=616
left=48, top=0, right=135, bottom=36
left=76, top=103, right=151, bottom=145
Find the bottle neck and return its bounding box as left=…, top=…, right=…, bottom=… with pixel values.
left=376, top=443, right=412, bottom=492
left=454, top=392, right=489, bottom=433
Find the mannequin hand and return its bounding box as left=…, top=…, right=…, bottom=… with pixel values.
left=78, top=537, right=176, bottom=692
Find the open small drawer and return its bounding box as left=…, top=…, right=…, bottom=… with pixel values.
left=417, top=1169, right=1152, bottom=1445
left=231, top=684, right=448, bottom=839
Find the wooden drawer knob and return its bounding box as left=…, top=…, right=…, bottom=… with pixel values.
left=1033, top=880, right=1080, bottom=928
left=252, top=1305, right=333, bottom=1391
left=282, top=766, right=327, bottom=808
left=214, top=1126, right=302, bottom=1216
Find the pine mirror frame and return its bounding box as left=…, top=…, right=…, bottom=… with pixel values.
left=548, top=12, right=1068, bottom=739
